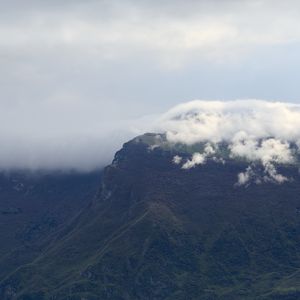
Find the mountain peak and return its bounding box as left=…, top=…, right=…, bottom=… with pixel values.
left=113, top=132, right=299, bottom=187
left=2, top=133, right=300, bottom=299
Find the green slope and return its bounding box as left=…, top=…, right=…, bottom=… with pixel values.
left=1, top=136, right=300, bottom=299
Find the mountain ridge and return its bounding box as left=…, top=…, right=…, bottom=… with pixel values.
left=1, top=134, right=300, bottom=299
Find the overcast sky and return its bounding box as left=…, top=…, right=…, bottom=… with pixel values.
left=2, top=0, right=300, bottom=170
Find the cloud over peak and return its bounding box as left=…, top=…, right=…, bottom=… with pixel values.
left=2, top=98, right=300, bottom=177
left=159, top=100, right=300, bottom=185
left=160, top=100, right=300, bottom=144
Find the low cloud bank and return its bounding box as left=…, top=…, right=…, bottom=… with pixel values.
left=159, top=100, right=300, bottom=143
left=0, top=113, right=154, bottom=172
left=2, top=99, right=300, bottom=178
left=159, top=100, right=300, bottom=185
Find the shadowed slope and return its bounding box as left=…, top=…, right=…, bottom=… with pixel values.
left=1, top=135, right=300, bottom=299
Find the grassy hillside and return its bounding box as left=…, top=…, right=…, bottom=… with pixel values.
left=1, top=136, right=300, bottom=299
left=0, top=171, right=102, bottom=284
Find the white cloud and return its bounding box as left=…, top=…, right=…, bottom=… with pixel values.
left=263, top=162, right=289, bottom=184
left=172, top=155, right=182, bottom=164
left=237, top=166, right=255, bottom=186
left=160, top=100, right=300, bottom=184
left=204, top=143, right=216, bottom=156
left=159, top=100, right=300, bottom=143
left=174, top=142, right=219, bottom=169
left=230, top=136, right=294, bottom=164
left=237, top=162, right=289, bottom=186
left=182, top=152, right=206, bottom=169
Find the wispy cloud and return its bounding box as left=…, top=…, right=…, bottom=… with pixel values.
left=161, top=100, right=300, bottom=184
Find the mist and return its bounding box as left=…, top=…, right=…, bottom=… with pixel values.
left=0, top=101, right=155, bottom=171
left=2, top=99, right=300, bottom=172
left=2, top=1, right=300, bottom=171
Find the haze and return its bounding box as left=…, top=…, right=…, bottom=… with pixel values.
left=2, top=0, right=300, bottom=170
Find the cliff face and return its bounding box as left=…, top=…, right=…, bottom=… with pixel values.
left=1, top=134, right=300, bottom=299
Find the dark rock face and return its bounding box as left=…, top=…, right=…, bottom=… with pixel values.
left=1, top=136, right=300, bottom=299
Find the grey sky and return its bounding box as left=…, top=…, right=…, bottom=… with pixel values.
left=1, top=0, right=300, bottom=170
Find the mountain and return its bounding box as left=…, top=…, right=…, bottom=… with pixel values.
left=0, top=171, right=102, bottom=289
left=1, top=133, right=300, bottom=299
